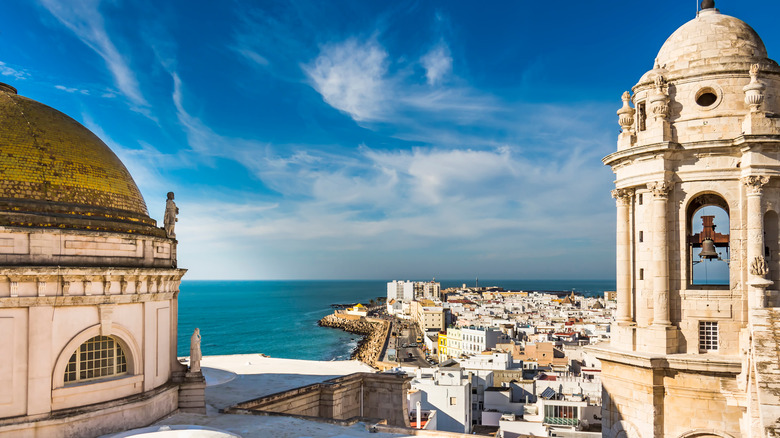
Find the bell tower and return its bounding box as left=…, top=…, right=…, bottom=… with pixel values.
left=591, top=2, right=780, bottom=437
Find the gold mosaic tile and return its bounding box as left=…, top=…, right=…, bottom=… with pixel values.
left=0, top=91, right=149, bottom=216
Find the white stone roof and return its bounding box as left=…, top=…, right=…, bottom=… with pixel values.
left=655, top=9, right=768, bottom=73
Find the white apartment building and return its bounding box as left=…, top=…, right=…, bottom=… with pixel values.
left=386, top=280, right=407, bottom=301
left=461, top=327, right=511, bottom=356
left=423, top=281, right=441, bottom=300
left=459, top=351, right=515, bottom=371
left=408, top=368, right=472, bottom=434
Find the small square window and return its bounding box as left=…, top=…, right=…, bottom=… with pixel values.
left=639, top=269, right=644, bottom=280
left=699, top=321, right=718, bottom=352
left=450, top=397, right=457, bottom=405
left=639, top=231, right=643, bottom=243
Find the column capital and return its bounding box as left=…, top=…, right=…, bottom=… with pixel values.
left=647, top=180, right=672, bottom=198
left=611, top=188, right=634, bottom=206
left=742, top=175, right=770, bottom=195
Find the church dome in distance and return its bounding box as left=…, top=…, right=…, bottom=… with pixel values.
left=655, top=8, right=770, bottom=73
left=0, top=82, right=162, bottom=235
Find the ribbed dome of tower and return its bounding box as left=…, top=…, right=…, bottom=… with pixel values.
left=656, top=9, right=769, bottom=73
left=0, top=83, right=162, bottom=235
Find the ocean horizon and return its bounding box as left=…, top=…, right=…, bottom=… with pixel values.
left=176, top=279, right=616, bottom=359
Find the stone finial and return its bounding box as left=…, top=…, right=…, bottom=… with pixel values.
left=744, top=64, right=766, bottom=113
left=649, top=75, right=669, bottom=121
left=164, top=192, right=179, bottom=239
left=751, top=256, right=768, bottom=277
left=617, top=91, right=635, bottom=132
left=701, top=0, right=715, bottom=10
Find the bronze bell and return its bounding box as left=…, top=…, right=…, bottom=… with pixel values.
left=699, top=238, right=719, bottom=259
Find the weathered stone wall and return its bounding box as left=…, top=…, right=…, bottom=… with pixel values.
left=600, top=356, right=742, bottom=438
left=226, top=372, right=411, bottom=427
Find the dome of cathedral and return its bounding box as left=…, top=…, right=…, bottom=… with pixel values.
left=655, top=9, right=769, bottom=73
left=0, top=83, right=161, bottom=234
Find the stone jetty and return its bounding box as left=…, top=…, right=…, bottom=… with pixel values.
left=318, top=313, right=389, bottom=367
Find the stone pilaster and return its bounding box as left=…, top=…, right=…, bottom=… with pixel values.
left=648, top=181, right=672, bottom=327
left=647, top=180, right=678, bottom=354
left=612, top=188, right=634, bottom=324
left=743, top=176, right=771, bottom=311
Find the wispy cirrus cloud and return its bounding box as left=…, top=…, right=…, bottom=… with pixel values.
left=0, top=61, right=31, bottom=80
left=38, top=0, right=148, bottom=108
left=55, top=84, right=89, bottom=95
left=174, top=133, right=614, bottom=279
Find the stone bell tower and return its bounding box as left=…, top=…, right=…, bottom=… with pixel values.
left=591, top=2, right=780, bottom=437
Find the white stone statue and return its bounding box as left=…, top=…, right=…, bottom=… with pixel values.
left=190, top=328, right=202, bottom=373
left=164, top=192, right=179, bottom=238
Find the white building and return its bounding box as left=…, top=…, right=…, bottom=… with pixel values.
left=461, top=327, right=511, bottom=356
left=386, top=280, right=406, bottom=301
left=408, top=368, right=472, bottom=434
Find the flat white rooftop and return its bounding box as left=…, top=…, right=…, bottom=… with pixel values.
left=153, top=355, right=409, bottom=438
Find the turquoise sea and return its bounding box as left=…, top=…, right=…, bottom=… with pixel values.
left=176, top=279, right=616, bottom=359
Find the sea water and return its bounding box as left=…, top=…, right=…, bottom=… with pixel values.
left=176, top=279, right=615, bottom=359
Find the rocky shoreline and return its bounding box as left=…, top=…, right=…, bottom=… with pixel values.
left=318, top=313, right=389, bottom=367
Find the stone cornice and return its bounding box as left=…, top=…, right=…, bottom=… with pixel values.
left=0, top=291, right=177, bottom=308
left=605, top=135, right=780, bottom=169
left=586, top=345, right=741, bottom=374
left=0, top=267, right=185, bottom=277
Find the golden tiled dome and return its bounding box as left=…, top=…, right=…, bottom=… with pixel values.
left=0, top=83, right=161, bottom=234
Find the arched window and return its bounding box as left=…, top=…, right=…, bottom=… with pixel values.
left=64, top=335, right=127, bottom=384
left=687, top=194, right=730, bottom=286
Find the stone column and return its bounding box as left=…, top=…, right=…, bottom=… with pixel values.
left=612, top=188, right=634, bottom=324
left=648, top=180, right=672, bottom=327
left=743, top=176, right=770, bottom=309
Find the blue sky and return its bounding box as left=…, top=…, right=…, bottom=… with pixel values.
left=2, top=0, right=779, bottom=280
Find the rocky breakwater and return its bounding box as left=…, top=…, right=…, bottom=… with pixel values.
left=318, top=313, right=389, bottom=367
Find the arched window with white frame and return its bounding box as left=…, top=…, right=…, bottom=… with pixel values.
left=64, top=335, right=128, bottom=384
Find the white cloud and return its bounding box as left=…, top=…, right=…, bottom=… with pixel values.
left=303, top=38, right=389, bottom=122
left=420, top=42, right=452, bottom=85
left=303, top=36, right=498, bottom=134
left=55, top=84, right=90, bottom=94
left=0, top=61, right=30, bottom=80
left=172, top=135, right=614, bottom=279
left=38, top=0, right=148, bottom=108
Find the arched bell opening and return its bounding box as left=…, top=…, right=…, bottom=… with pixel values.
left=686, top=194, right=730, bottom=287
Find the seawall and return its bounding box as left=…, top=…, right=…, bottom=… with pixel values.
left=318, top=313, right=390, bottom=368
